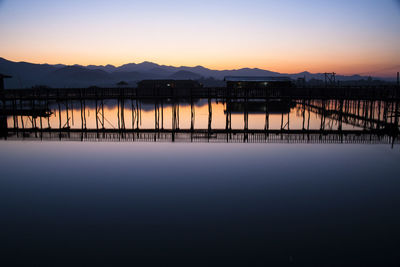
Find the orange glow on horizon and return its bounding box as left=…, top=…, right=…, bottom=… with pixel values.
left=2, top=55, right=398, bottom=78
left=1, top=0, right=399, bottom=78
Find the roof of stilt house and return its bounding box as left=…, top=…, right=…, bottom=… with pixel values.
left=0, top=74, right=12, bottom=78
left=224, top=76, right=291, bottom=82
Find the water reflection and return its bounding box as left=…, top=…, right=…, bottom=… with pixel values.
left=1, top=98, right=399, bottom=144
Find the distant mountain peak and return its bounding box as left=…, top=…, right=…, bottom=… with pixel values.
left=0, top=57, right=392, bottom=89
left=169, top=70, right=202, bottom=80
left=138, top=61, right=159, bottom=67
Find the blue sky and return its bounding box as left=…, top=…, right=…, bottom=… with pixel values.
left=0, top=0, right=399, bottom=76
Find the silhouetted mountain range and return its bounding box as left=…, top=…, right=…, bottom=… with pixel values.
left=0, top=57, right=389, bottom=89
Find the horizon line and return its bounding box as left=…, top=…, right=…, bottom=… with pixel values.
left=1, top=57, right=399, bottom=79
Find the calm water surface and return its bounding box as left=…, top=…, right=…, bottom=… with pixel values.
left=1, top=99, right=399, bottom=266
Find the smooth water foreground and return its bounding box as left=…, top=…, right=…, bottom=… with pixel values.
left=0, top=141, right=400, bottom=266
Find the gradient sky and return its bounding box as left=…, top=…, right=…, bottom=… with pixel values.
left=0, top=0, right=399, bottom=76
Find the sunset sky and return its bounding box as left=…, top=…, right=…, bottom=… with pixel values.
left=0, top=0, right=399, bottom=76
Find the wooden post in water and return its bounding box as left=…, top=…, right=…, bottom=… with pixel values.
left=177, top=100, right=180, bottom=129
left=121, top=98, right=125, bottom=130
left=320, top=100, right=326, bottom=131
left=172, top=100, right=176, bottom=142
left=31, top=99, right=36, bottom=129
left=370, top=101, right=375, bottom=129
left=208, top=97, right=212, bottom=140
left=226, top=96, right=232, bottom=142
left=39, top=101, right=43, bottom=133
left=65, top=99, right=69, bottom=129
left=83, top=98, right=87, bottom=130
left=377, top=101, right=382, bottom=130
left=117, top=98, right=121, bottom=131
left=101, top=98, right=104, bottom=130
left=80, top=99, right=84, bottom=130
left=338, top=100, right=343, bottom=136
left=225, top=99, right=229, bottom=131
left=155, top=100, right=159, bottom=131
left=130, top=99, right=135, bottom=141
left=71, top=100, right=74, bottom=126
left=225, top=98, right=228, bottom=143
left=95, top=98, right=99, bottom=132
left=46, top=92, right=50, bottom=129
left=139, top=100, right=142, bottom=127
left=136, top=98, right=139, bottom=130
left=161, top=99, right=164, bottom=130
left=58, top=101, right=61, bottom=140
left=13, top=98, right=18, bottom=131
left=131, top=98, right=135, bottom=130
left=244, top=89, right=248, bottom=143
left=264, top=97, right=269, bottom=141
left=363, top=101, right=369, bottom=129
left=307, top=100, right=311, bottom=131
left=383, top=100, right=388, bottom=126
left=20, top=99, right=24, bottom=130
left=302, top=99, right=306, bottom=131
left=244, top=98, right=248, bottom=142
left=39, top=104, right=43, bottom=141
left=154, top=100, right=158, bottom=141
left=287, top=99, right=291, bottom=131
left=191, top=97, right=195, bottom=131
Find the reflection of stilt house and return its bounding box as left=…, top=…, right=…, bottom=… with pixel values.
left=224, top=76, right=293, bottom=96
left=227, top=101, right=296, bottom=114
left=137, top=80, right=202, bottom=97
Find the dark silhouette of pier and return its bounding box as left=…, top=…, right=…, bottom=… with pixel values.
left=1, top=97, right=398, bottom=146
left=1, top=75, right=399, bottom=145
left=304, top=100, right=399, bottom=131
left=0, top=85, right=399, bottom=101
left=3, top=128, right=397, bottom=145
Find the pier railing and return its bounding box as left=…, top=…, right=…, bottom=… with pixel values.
left=2, top=128, right=399, bottom=145
left=1, top=89, right=399, bottom=145
left=1, top=86, right=399, bottom=101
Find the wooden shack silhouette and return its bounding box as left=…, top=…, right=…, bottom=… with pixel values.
left=0, top=74, right=12, bottom=91
left=224, top=76, right=293, bottom=97
left=137, top=80, right=202, bottom=97
left=225, top=76, right=292, bottom=89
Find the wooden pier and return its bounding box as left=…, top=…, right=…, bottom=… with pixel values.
left=1, top=84, right=399, bottom=145
left=2, top=127, right=398, bottom=145
left=1, top=85, right=399, bottom=101
left=0, top=100, right=398, bottom=146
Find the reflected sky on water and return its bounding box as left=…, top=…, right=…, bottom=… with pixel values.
left=0, top=141, right=400, bottom=266
left=6, top=99, right=392, bottom=131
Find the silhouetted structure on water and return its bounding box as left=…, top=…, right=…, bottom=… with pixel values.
left=227, top=100, right=296, bottom=114
left=0, top=97, right=398, bottom=146
left=224, top=76, right=293, bottom=89
left=0, top=74, right=399, bottom=145
left=137, top=80, right=202, bottom=97
left=0, top=74, right=12, bottom=91
left=1, top=73, right=399, bottom=99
